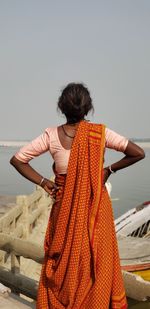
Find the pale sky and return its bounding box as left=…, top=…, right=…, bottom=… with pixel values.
left=0, top=0, right=150, bottom=140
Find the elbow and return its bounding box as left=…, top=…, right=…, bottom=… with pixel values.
left=141, top=150, right=145, bottom=159
left=134, top=142, right=146, bottom=160
left=10, top=156, right=15, bottom=166
left=125, top=141, right=145, bottom=162
left=138, top=149, right=145, bottom=160
left=10, top=156, right=27, bottom=168
left=10, top=155, right=18, bottom=167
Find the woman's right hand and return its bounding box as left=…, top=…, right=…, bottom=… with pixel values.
left=41, top=179, right=58, bottom=198
left=103, top=168, right=111, bottom=185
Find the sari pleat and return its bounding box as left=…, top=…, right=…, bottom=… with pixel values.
left=36, top=121, right=128, bottom=309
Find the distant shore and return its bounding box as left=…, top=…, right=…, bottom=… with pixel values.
left=136, top=142, right=150, bottom=148
left=0, top=141, right=28, bottom=147
left=0, top=141, right=150, bottom=148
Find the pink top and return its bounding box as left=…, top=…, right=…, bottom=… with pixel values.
left=15, top=127, right=128, bottom=174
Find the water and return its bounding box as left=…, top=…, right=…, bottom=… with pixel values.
left=0, top=144, right=150, bottom=308
left=105, top=145, right=150, bottom=218
left=1, top=144, right=149, bottom=218
left=0, top=146, right=53, bottom=195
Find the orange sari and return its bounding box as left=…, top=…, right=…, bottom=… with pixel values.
left=37, top=121, right=128, bottom=309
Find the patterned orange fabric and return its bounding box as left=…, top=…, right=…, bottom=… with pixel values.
left=36, top=121, right=128, bottom=309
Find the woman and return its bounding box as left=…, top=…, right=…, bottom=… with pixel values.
left=10, top=83, right=145, bottom=309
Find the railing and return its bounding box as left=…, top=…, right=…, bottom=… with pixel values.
left=0, top=186, right=52, bottom=239
left=0, top=186, right=53, bottom=299
left=0, top=233, right=43, bottom=299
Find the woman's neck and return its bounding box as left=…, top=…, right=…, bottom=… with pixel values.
left=66, top=119, right=85, bottom=126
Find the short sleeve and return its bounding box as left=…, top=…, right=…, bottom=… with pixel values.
left=15, top=129, right=51, bottom=163
left=105, top=128, right=128, bottom=152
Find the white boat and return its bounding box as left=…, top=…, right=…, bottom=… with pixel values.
left=118, top=236, right=150, bottom=273
left=115, top=201, right=150, bottom=238
left=115, top=201, right=150, bottom=301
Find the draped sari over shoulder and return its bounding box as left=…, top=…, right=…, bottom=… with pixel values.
left=37, top=121, right=128, bottom=309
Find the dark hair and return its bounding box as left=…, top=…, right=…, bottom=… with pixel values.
left=57, top=83, right=94, bottom=124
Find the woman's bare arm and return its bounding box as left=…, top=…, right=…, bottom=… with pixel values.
left=103, top=141, right=145, bottom=183
left=10, top=156, right=58, bottom=195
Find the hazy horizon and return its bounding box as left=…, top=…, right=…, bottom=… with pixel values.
left=0, top=1, right=150, bottom=140
left=1, top=138, right=150, bottom=145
